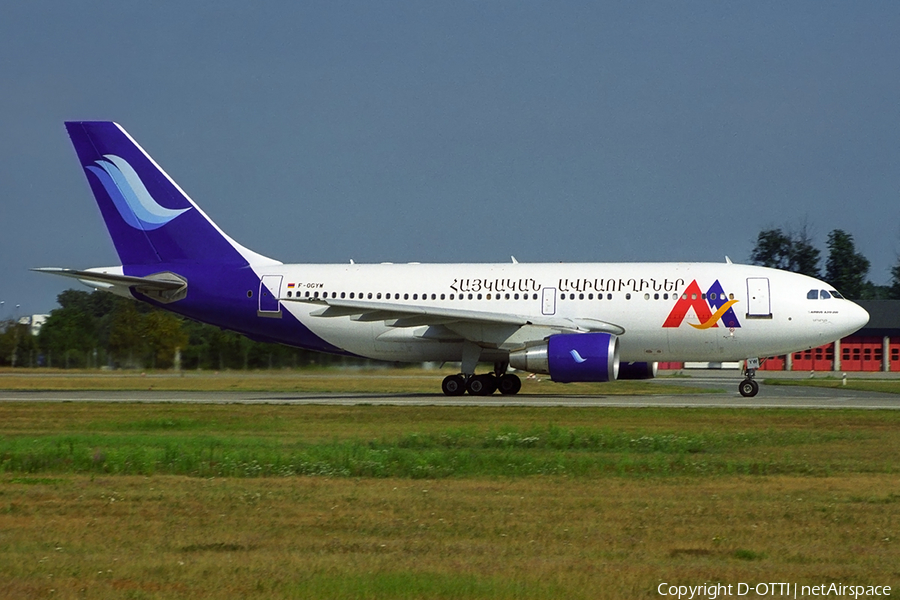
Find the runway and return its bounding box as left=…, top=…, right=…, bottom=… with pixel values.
left=1, top=375, right=898, bottom=409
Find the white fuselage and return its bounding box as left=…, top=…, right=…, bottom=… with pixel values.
left=253, top=261, right=869, bottom=364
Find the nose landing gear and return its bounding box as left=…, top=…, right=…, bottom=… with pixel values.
left=739, top=357, right=760, bottom=397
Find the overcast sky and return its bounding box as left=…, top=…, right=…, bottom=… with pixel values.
left=2, top=2, right=899, bottom=316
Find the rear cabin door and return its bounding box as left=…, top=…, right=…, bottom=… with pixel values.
left=258, top=275, right=283, bottom=318
left=746, top=277, right=772, bottom=319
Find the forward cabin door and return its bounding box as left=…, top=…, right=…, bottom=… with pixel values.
left=746, top=277, right=772, bottom=319
left=258, top=275, right=283, bottom=318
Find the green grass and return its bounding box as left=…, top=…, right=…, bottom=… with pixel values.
left=764, top=377, right=900, bottom=394
left=2, top=403, right=900, bottom=598
left=0, top=404, right=895, bottom=479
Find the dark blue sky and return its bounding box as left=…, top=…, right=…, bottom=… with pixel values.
left=2, top=2, right=899, bottom=316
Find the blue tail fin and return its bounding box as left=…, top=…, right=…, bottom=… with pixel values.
left=65, top=122, right=278, bottom=267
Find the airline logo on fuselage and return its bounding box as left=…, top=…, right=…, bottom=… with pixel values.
left=663, top=280, right=741, bottom=329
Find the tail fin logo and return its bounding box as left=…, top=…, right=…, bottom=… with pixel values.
left=86, top=154, right=190, bottom=231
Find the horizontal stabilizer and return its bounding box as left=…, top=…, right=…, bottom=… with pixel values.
left=33, top=267, right=188, bottom=303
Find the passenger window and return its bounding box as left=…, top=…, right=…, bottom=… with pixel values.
left=505, top=293, right=510, bottom=300
left=533, top=294, right=538, bottom=300
left=468, top=293, right=473, bottom=300
left=807, top=290, right=818, bottom=299
left=440, top=294, right=445, bottom=300
left=588, top=293, right=593, bottom=300
left=820, top=290, right=831, bottom=299
left=367, top=292, right=373, bottom=299
left=449, top=294, right=454, bottom=300
left=431, top=294, right=436, bottom=300
left=514, top=293, right=519, bottom=300
left=377, top=293, right=382, bottom=300
left=413, top=294, right=418, bottom=300
left=477, top=294, right=482, bottom=300
left=644, top=293, right=650, bottom=300
left=626, top=293, right=631, bottom=300
left=654, top=293, right=659, bottom=300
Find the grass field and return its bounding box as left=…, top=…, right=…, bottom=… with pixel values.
left=0, top=367, right=723, bottom=395
left=764, top=377, right=900, bottom=395
left=2, top=399, right=900, bottom=599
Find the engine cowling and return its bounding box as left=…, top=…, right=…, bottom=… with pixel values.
left=617, top=361, right=658, bottom=380
left=508, top=333, right=619, bottom=383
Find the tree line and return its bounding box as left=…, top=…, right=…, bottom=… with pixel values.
left=0, top=289, right=367, bottom=369
left=750, top=225, right=900, bottom=300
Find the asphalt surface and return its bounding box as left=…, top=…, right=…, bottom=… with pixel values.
left=1, top=371, right=898, bottom=409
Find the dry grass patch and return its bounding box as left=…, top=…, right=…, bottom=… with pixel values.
left=0, top=367, right=713, bottom=395
left=1, top=475, right=899, bottom=599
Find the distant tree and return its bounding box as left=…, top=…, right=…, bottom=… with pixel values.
left=143, top=311, right=188, bottom=369
left=0, top=320, right=37, bottom=367
left=750, top=228, right=792, bottom=269
left=749, top=224, right=820, bottom=277
left=825, top=230, right=870, bottom=299
left=889, top=258, right=900, bottom=300
left=109, top=300, right=146, bottom=367
left=38, top=290, right=103, bottom=367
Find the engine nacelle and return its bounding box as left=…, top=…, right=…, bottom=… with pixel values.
left=617, top=361, right=658, bottom=380
left=508, top=333, right=619, bottom=383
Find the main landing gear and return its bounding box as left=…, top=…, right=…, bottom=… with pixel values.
left=441, top=364, right=522, bottom=397
left=739, top=357, right=760, bottom=397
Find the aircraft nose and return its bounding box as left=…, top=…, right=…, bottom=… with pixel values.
left=846, top=301, right=869, bottom=333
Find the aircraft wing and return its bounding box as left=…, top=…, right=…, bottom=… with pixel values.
left=284, top=296, right=625, bottom=349
left=32, top=267, right=188, bottom=303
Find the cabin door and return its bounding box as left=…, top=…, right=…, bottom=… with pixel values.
left=258, top=275, right=283, bottom=317
left=746, top=277, right=772, bottom=319
left=541, top=288, right=557, bottom=315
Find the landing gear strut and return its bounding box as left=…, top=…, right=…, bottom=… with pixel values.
left=739, top=357, right=760, bottom=397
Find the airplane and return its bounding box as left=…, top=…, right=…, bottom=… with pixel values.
left=35, top=121, right=870, bottom=398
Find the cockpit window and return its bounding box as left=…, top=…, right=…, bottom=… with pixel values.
left=807, top=289, right=818, bottom=299
left=820, top=290, right=831, bottom=299
left=830, top=290, right=843, bottom=299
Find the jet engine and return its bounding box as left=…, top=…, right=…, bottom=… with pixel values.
left=617, top=361, right=658, bottom=380
left=508, top=333, right=619, bottom=383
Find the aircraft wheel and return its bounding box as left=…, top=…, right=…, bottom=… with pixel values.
left=442, top=374, right=467, bottom=396
left=497, top=373, right=522, bottom=395
left=467, top=374, right=497, bottom=396
left=739, top=379, right=759, bottom=397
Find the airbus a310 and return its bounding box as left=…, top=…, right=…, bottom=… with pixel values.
left=36, top=122, right=869, bottom=397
